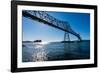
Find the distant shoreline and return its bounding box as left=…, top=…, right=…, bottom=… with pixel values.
left=22, top=40, right=90, bottom=43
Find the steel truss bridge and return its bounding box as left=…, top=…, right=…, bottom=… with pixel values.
left=23, top=10, right=82, bottom=41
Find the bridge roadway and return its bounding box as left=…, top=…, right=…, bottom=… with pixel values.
left=22, top=10, right=82, bottom=41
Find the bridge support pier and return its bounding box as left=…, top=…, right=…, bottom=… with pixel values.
left=64, top=31, right=70, bottom=42
left=64, top=32, right=71, bottom=54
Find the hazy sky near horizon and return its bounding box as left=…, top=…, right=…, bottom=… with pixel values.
left=22, top=11, right=90, bottom=42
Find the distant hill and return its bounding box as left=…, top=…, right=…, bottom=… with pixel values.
left=23, top=40, right=42, bottom=43
left=22, top=40, right=90, bottom=43
left=33, top=40, right=42, bottom=42
left=61, top=40, right=90, bottom=43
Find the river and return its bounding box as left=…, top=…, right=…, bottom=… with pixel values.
left=22, top=40, right=90, bottom=62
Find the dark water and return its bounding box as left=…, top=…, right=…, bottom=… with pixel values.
left=22, top=40, right=90, bottom=62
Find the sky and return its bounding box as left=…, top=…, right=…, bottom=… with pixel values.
left=22, top=10, right=90, bottom=42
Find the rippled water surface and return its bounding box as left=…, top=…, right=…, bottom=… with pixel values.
left=22, top=41, right=90, bottom=62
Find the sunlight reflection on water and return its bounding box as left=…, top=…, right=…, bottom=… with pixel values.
left=32, top=44, right=48, bottom=61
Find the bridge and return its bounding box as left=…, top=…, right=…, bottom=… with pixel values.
left=22, top=10, right=82, bottom=41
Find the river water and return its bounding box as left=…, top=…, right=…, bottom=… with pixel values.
left=22, top=40, right=90, bottom=62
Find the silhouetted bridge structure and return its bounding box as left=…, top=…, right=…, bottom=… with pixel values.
left=23, top=10, right=82, bottom=41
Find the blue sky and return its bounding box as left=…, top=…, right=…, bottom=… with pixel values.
left=22, top=11, right=90, bottom=42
